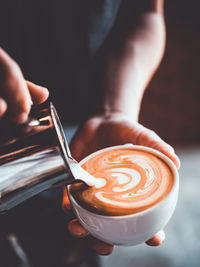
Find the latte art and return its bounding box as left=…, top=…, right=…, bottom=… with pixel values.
left=70, top=148, right=174, bottom=216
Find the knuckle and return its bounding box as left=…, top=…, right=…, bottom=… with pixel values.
left=6, top=61, right=22, bottom=81
left=2, top=63, right=30, bottom=113
left=0, top=54, right=30, bottom=117
left=0, top=98, right=7, bottom=116
left=3, top=64, right=22, bottom=90
left=164, top=144, right=175, bottom=153
left=148, top=129, right=157, bottom=137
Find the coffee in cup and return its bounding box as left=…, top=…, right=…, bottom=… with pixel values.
left=68, top=144, right=179, bottom=246
left=70, top=146, right=174, bottom=216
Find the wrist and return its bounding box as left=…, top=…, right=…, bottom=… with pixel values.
left=94, top=102, right=140, bottom=122
left=92, top=107, right=139, bottom=123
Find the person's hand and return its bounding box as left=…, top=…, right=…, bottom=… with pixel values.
left=62, top=112, right=180, bottom=255
left=0, top=48, right=49, bottom=123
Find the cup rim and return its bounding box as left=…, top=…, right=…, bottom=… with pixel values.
left=68, top=144, right=179, bottom=219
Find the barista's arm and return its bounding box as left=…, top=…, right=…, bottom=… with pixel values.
left=65, top=0, right=179, bottom=255
left=0, top=48, right=49, bottom=123
left=70, top=0, right=179, bottom=166
left=94, top=0, right=165, bottom=121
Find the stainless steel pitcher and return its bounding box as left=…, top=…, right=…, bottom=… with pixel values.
left=0, top=102, right=79, bottom=213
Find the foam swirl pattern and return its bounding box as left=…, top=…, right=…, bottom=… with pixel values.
left=70, top=148, right=174, bottom=216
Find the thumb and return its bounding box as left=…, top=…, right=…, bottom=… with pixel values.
left=135, top=124, right=180, bottom=169
left=26, top=81, right=49, bottom=105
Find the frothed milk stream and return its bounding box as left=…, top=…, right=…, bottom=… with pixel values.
left=68, top=160, right=106, bottom=188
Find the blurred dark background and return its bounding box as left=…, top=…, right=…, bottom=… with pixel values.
left=140, top=0, right=200, bottom=146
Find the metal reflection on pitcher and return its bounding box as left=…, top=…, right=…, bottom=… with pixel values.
left=0, top=102, right=78, bottom=213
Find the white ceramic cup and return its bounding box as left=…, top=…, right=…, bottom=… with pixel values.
left=68, top=144, right=179, bottom=246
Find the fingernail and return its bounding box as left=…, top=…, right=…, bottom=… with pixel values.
left=68, top=220, right=89, bottom=237
left=146, top=230, right=165, bottom=246
left=41, top=86, right=49, bottom=94
left=70, top=227, right=88, bottom=237
left=97, top=251, right=111, bottom=256
left=93, top=246, right=114, bottom=255
left=92, top=243, right=114, bottom=255
left=74, top=230, right=88, bottom=237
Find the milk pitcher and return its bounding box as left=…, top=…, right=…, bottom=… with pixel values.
left=0, top=102, right=78, bottom=213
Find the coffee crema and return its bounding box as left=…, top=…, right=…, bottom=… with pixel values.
left=70, top=148, right=174, bottom=216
